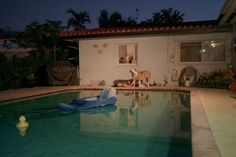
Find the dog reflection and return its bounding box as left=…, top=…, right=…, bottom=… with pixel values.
left=118, top=91, right=151, bottom=107
left=117, top=91, right=150, bottom=128
left=131, top=91, right=151, bottom=107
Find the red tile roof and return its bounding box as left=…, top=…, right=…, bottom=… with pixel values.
left=60, top=21, right=219, bottom=38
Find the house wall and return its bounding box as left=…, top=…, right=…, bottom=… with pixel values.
left=79, top=32, right=232, bottom=86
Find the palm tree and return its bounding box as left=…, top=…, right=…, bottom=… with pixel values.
left=67, top=8, right=91, bottom=30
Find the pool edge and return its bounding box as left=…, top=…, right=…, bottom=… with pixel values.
left=190, top=89, right=221, bottom=157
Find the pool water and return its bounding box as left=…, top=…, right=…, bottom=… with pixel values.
left=0, top=90, right=191, bottom=157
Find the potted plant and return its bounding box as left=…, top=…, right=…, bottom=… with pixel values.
left=98, top=80, right=106, bottom=86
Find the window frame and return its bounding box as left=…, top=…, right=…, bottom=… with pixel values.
left=179, top=40, right=227, bottom=64
left=117, top=43, right=138, bottom=65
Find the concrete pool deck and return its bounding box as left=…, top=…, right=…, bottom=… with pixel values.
left=0, top=86, right=235, bottom=157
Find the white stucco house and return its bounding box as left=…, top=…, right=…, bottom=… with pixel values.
left=60, top=0, right=236, bottom=86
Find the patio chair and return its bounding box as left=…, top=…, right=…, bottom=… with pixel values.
left=178, top=66, right=200, bottom=87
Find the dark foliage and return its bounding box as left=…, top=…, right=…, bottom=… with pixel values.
left=195, top=70, right=233, bottom=89
left=147, top=8, right=184, bottom=26
left=98, top=8, right=184, bottom=28
left=98, top=9, right=138, bottom=28
left=0, top=20, right=76, bottom=89
left=0, top=27, right=19, bottom=36
left=67, top=8, right=91, bottom=30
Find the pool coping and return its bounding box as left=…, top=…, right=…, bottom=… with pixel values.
left=0, top=86, right=221, bottom=157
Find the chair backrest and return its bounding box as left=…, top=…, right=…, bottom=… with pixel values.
left=178, top=66, right=200, bottom=86
left=99, top=87, right=116, bottom=100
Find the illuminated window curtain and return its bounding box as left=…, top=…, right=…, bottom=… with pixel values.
left=202, top=40, right=225, bottom=62
left=118, top=44, right=137, bottom=64
left=180, top=42, right=202, bottom=62
left=126, top=44, right=136, bottom=64
left=118, top=46, right=127, bottom=63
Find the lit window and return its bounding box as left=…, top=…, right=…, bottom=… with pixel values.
left=180, top=40, right=226, bottom=63
left=202, top=40, right=225, bottom=62
left=118, top=44, right=137, bottom=64
left=180, top=42, right=202, bottom=62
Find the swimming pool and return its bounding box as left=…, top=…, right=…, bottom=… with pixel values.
left=0, top=90, right=191, bottom=157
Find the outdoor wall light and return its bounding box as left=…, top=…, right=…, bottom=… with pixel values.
left=200, top=49, right=206, bottom=53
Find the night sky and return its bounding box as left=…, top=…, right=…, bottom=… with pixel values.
left=0, top=0, right=224, bottom=31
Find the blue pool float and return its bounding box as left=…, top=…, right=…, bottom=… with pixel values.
left=58, top=87, right=117, bottom=111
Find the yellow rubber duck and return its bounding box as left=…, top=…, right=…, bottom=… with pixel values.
left=16, top=115, right=29, bottom=136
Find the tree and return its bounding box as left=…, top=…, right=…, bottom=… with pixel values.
left=124, top=8, right=139, bottom=27
left=42, top=20, right=65, bottom=62
left=140, top=8, right=184, bottom=27
left=18, top=20, right=63, bottom=48
left=98, top=10, right=137, bottom=28
left=17, top=20, right=66, bottom=69
left=124, top=17, right=138, bottom=27
left=98, top=9, right=109, bottom=28
left=98, top=10, right=124, bottom=28
left=14, top=20, right=70, bottom=87
left=67, top=8, right=91, bottom=30
left=109, top=12, right=124, bottom=27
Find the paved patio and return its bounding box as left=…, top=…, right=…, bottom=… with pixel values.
left=0, top=86, right=235, bottom=157
left=197, top=89, right=236, bottom=157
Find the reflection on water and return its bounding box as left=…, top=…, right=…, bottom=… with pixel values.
left=0, top=91, right=191, bottom=139
left=80, top=91, right=191, bottom=139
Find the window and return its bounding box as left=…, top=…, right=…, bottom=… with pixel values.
left=180, top=42, right=202, bottom=62
left=202, top=40, right=225, bottom=62
left=180, top=40, right=226, bottom=63
left=118, top=44, right=137, bottom=64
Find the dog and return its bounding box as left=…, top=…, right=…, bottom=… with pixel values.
left=113, top=79, right=132, bottom=87
left=130, top=69, right=151, bottom=87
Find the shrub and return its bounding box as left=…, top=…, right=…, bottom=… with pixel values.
left=195, top=70, right=232, bottom=89
left=229, top=81, right=236, bottom=90
left=0, top=54, right=14, bottom=89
